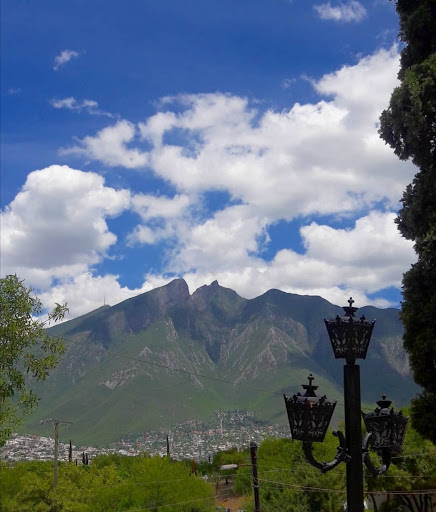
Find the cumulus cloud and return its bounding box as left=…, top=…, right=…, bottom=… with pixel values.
left=175, top=210, right=415, bottom=308
left=131, top=193, right=190, bottom=221
left=70, top=48, right=409, bottom=217
left=61, top=120, right=148, bottom=168
left=171, top=204, right=269, bottom=273
left=50, top=97, right=113, bottom=117
left=127, top=193, right=191, bottom=246
left=53, top=49, right=80, bottom=70
left=314, top=1, right=367, bottom=22
left=38, top=273, right=154, bottom=319
left=1, top=165, right=130, bottom=289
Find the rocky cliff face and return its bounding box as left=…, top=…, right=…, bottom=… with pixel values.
left=28, top=279, right=418, bottom=446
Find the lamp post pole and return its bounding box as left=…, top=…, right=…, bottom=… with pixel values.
left=250, top=441, right=261, bottom=512
left=344, top=364, right=364, bottom=512
left=220, top=446, right=261, bottom=512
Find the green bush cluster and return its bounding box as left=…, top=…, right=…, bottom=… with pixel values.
left=0, top=454, right=214, bottom=512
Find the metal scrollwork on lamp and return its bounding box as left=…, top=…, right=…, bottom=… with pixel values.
left=284, top=374, right=350, bottom=473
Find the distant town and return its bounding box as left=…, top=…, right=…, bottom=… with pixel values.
left=1, top=410, right=291, bottom=463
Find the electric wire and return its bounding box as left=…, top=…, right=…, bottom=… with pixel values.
left=259, top=479, right=436, bottom=496
left=77, top=473, right=239, bottom=492
left=126, top=495, right=216, bottom=511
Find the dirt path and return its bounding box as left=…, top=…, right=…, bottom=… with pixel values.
left=214, top=479, right=247, bottom=511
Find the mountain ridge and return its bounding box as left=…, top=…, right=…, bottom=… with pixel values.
left=25, top=279, right=418, bottom=446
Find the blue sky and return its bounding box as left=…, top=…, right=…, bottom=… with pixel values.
left=1, top=0, right=417, bottom=319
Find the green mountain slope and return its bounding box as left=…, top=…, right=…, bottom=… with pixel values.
left=24, top=280, right=419, bottom=446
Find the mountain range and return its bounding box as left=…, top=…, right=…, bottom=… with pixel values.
left=24, top=279, right=419, bottom=446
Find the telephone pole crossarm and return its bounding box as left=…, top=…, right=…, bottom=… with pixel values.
left=41, top=418, right=73, bottom=487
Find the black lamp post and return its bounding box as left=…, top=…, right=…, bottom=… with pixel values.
left=284, top=298, right=408, bottom=512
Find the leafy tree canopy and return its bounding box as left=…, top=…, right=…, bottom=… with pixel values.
left=379, top=0, right=436, bottom=443
left=0, top=274, right=68, bottom=446
left=0, top=454, right=214, bottom=511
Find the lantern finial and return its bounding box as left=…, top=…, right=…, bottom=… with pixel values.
left=343, top=297, right=358, bottom=317
left=377, top=394, right=392, bottom=410
left=302, top=374, right=318, bottom=397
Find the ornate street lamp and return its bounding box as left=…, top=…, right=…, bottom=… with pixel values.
left=324, top=297, right=375, bottom=364
left=284, top=298, right=407, bottom=512
left=284, top=374, right=336, bottom=442
left=362, top=394, right=408, bottom=476
left=284, top=375, right=349, bottom=473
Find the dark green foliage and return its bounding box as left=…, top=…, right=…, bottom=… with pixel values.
left=232, top=424, right=436, bottom=512
left=409, top=391, right=436, bottom=443
left=394, top=0, right=436, bottom=78
left=379, top=1, right=436, bottom=443
left=232, top=435, right=346, bottom=512
left=0, top=275, right=68, bottom=446
left=365, top=409, right=436, bottom=511
left=0, top=454, right=215, bottom=511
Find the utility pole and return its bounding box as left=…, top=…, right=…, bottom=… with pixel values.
left=41, top=419, right=72, bottom=487
left=250, top=441, right=260, bottom=512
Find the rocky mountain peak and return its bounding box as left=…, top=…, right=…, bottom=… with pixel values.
left=191, top=280, right=221, bottom=310
left=152, top=278, right=190, bottom=306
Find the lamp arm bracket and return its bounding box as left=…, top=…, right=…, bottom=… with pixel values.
left=362, top=432, right=391, bottom=476
left=302, top=430, right=349, bottom=473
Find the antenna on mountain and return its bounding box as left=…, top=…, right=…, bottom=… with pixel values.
left=103, top=295, right=106, bottom=306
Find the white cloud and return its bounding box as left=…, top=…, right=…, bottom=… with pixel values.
left=171, top=204, right=269, bottom=273
left=131, top=193, right=190, bottom=220
left=176, top=210, right=415, bottom=308
left=314, top=1, right=367, bottom=22
left=61, top=120, right=148, bottom=168
left=39, top=273, right=154, bottom=320
left=127, top=193, right=191, bottom=246
left=53, top=50, right=80, bottom=71
left=62, top=49, right=409, bottom=222
left=1, top=165, right=130, bottom=289
left=50, top=97, right=112, bottom=117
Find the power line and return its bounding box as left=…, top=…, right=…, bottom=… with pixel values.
left=259, top=478, right=346, bottom=493
left=127, top=496, right=216, bottom=511
left=257, top=464, right=435, bottom=480
left=391, top=452, right=435, bottom=460
left=259, top=479, right=436, bottom=496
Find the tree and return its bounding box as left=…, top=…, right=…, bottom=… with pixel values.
left=365, top=410, right=436, bottom=512
left=379, top=0, right=436, bottom=443
left=0, top=274, right=68, bottom=446
left=0, top=454, right=215, bottom=511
